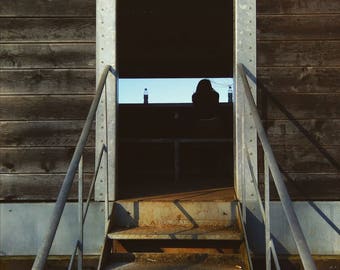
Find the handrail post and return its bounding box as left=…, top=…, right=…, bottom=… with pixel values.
left=241, top=99, right=247, bottom=223
left=78, top=156, right=84, bottom=270
left=104, top=82, right=109, bottom=223
left=264, top=155, right=271, bottom=270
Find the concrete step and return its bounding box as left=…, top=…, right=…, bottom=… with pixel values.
left=108, top=225, right=242, bottom=241
left=113, top=188, right=237, bottom=228
left=104, top=253, right=245, bottom=270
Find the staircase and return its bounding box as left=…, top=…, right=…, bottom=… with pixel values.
left=99, top=188, right=250, bottom=270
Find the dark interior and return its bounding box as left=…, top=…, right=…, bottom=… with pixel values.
left=116, top=1, right=234, bottom=198
left=117, top=104, right=234, bottom=199
left=117, top=0, right=233, bottom=78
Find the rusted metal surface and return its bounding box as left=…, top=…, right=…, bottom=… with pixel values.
left=108, top=226, right=241, bottom=241
left=105, top=262, right=244, bottom=270
left=105, top=253, right=244, bottom=269
left=106, top=188, right=248, bottom=268
left=113, top=188, right=237, bottom=228
left=121, top=188, right=236, bottom=202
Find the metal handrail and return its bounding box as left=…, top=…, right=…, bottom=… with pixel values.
left=67, top=144, right=107, bottom=270
left=32, top=65, right=116, bottom=270
left=238, top=63, right=317, bottom=270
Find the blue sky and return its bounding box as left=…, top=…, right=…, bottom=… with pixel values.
left=118, top=78, right=234, bottom=103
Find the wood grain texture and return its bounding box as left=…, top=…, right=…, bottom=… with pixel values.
left=0, top=0, right=95, bottom=17
left=0, top=69, right=95, bottom=95
left=261, top=93, right=340, bottom=120
left=264, top=119, right=340, bottom=146
left=0, top=121, right=95, bottom=147
left=257, top=15, right=340, bottom=40
left=257, top=67, right=340, bottom=93
left=0, top=174, right=94, bottom=201
left=257, top=0, right=340, bottom=201
left=258, top=173, right=340, bottom=201
left=258, top=41, right=340, bottom=67
left=0, top=18, right=95, bottom=42
left=0, top=44, right=95, bottom=69
left=259, top=145, right=340, bottom=173
left=0, top=95, right=93, bottom=120
left=257, top=0, right=340, bottom=14
left=0, top=147, right=94, bottom=174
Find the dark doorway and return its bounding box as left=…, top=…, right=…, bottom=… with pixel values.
left=117, top=0, right=233, bottom=78
left=116, top=0, right=234, bottom=198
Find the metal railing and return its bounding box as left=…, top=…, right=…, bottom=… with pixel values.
left=238, top=63, right=317, bottom=270
left=32, top=65, right=117, bottom=270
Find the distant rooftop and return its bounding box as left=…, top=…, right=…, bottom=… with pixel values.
left=119, top=78, right=234, bottom=104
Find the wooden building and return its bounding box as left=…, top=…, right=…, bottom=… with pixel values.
left=0, top=0, right=339, bottom=269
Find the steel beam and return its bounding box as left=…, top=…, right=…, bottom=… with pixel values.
left=95, top=0, right=117, bottom=201
left=234, top=0, right=257, bottom=201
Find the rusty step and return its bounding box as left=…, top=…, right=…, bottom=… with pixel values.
left=104, top=253, right=245, bottom=270
left=112, top=188, right=238, bottom=228
left=101, top=188, right=248, bottom=269
left=108, top=225, right=242, bottom=241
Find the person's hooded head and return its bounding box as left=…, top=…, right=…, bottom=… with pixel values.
left=196, top=79, right=214, bottom=94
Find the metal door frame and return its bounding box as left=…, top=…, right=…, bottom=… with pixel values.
left=95, top=0, right=117, bottom=201
left=234, top=0, right=258, bottom=201
left=94, top=0, right=258, bottom=201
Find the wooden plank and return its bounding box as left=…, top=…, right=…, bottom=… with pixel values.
left=258, top=173, right=340, bottom=201
left=257, top=67, right=340, bottom=93
left=260, top=93, right=340, bottom=120
left=258, top=145, right=340, bottom=173
left=0, top=0, right=95, bottom=17
left=257, top=0, right=340, bottom=14
left=257, top=15, right=340, bottom=40
left=0, top=95, right=93, bottom=120
left=0, top=121, right=95, bottom=147
left=0, top=174, right=94, bottom=201
left=258, top=41, right=340, bottom=67
left=0, top=18, right=95, bottom=42
left=0, top=147, right=94, bottom=174
left=0, top=69, right=95, bottom=95
left=0, top=44, right=95, bottom=69
left=264, top=119, right=340, bottom=146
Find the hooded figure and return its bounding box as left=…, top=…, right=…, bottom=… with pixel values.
left=192, top=79, right=219, bottom=119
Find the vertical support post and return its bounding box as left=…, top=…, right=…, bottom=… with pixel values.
left=95, top=0, right=117, bottom=202
left=78, top=156, right=83, bottom=270
left=234, top=0, right=257, bottom=202
left=241, top=101, right=246, bottom=222
left=264, top=155, right=271, bottom=270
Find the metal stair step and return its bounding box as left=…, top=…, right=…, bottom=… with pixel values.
left=113, top=188, right=238, bottom=228
left=104, top=253, right=245, bottom=270
left=108, top=225, right=242, bottom=241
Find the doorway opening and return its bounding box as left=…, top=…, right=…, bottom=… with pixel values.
left=115, top=0, right=234, bottom=198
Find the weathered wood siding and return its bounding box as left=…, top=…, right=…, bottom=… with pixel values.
left=0, top=0, right=96, bottom=201
left=257, top=0, right=340, bottom=200
left=1, top=0, right=338, bottom=201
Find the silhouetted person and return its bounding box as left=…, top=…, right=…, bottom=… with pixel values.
left=191, top=80, right=221, bottom=177
left=192, top=79, right=219, bottom=119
